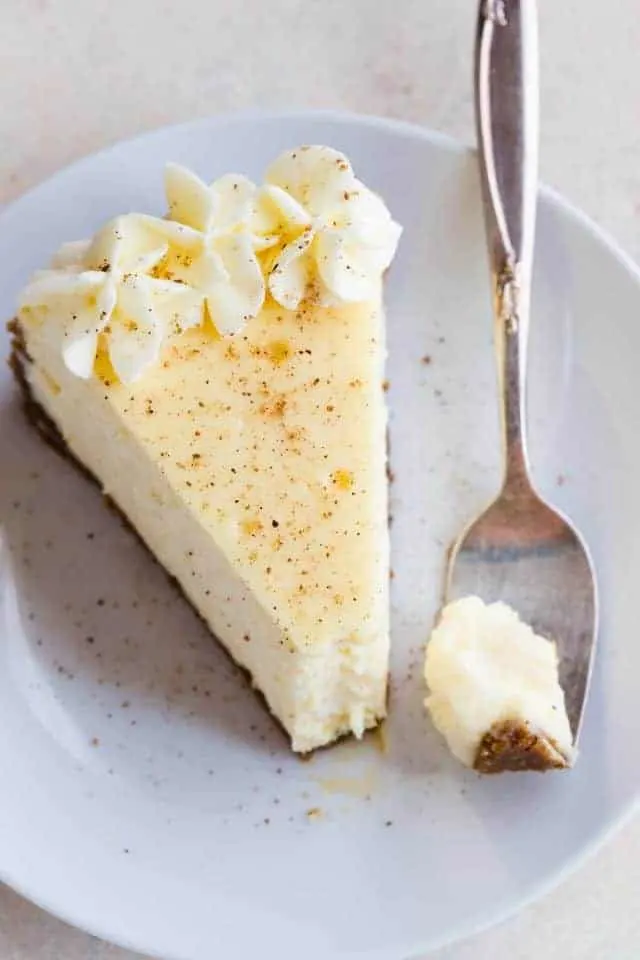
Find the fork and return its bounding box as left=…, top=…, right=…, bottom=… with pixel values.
left=446, top=0, right=598, bottom=739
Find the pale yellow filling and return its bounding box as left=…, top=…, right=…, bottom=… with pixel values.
left=20, top=291, right=390, bottom=751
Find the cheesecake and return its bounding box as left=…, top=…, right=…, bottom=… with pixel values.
left=424, top=597, right=574, bottom=772
left=11, top=146, right=401, bottom=753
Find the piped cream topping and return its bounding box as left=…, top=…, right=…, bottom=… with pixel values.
left=263, top=146, right=402, bottom=309
left=18, top=146, right=401, bottom=384
left=152, top=166, right=269, bottom=335
left=19, top=215, right=203, bottom=384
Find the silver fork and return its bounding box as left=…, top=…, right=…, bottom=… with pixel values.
left=446, top=0, right=598, bottom=742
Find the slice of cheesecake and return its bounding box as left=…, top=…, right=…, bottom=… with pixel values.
left=11, top=146, right=401, bottom=752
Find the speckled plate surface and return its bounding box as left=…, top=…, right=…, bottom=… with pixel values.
left=0, top=112, right=638, bottom=960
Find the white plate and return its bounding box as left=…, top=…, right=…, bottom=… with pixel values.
left=0, top=112, right=638, bottom=960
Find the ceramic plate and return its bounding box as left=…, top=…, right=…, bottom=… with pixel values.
left=0, top=112, right=638, bottom=960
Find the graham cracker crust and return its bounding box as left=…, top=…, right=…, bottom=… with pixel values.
left=474, top=717, right=570, bottom=773
left=7, top=319, right=385, bottom=754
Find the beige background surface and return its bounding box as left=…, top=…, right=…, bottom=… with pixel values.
left=1, top=0, right=639, bottom=957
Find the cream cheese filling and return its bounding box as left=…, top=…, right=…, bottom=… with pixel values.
left=425, top=597, right=574, bottom=769
left=20, top=291, right=389, bottom=751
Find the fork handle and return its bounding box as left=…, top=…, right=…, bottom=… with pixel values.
left=474, top=0, right=539, bottom=488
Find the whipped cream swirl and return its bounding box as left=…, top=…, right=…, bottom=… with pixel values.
left=151, top=165, right=269, bottom=335
left=20, top=215, right=203, bottom=383
left=261, top=146, right=402, bottom=309
left=18, top=145, right=401, bottom=383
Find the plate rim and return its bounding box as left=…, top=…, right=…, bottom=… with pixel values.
left=0, top=108, right=638, bottom=960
